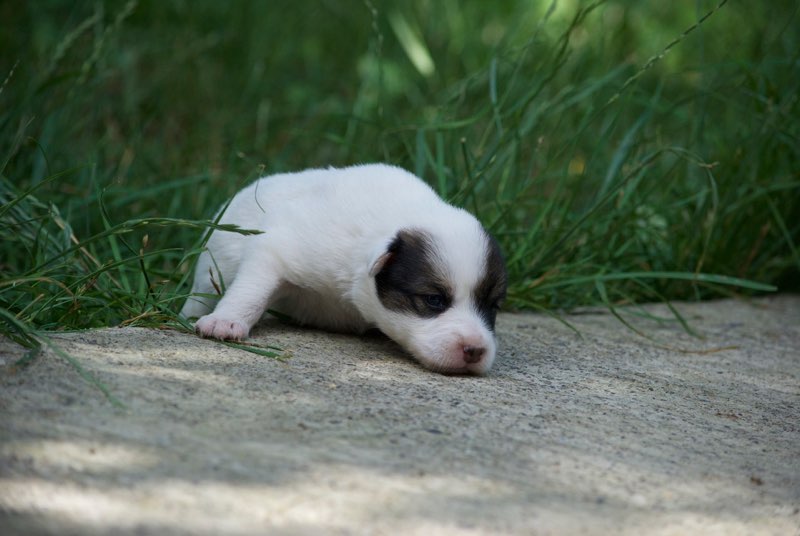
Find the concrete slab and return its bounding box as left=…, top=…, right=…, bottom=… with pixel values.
left=1, top=296, right=798, bottom=535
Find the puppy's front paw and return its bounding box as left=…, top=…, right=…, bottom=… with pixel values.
left=195, top=314, right=249, bottom=341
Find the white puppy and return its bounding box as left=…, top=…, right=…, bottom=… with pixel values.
left=181, top=164, right=507, bottom=374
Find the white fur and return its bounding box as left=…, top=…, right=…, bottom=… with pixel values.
left=182, top=164, right=499, bottom=374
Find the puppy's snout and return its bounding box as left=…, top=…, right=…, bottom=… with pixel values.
left=462, top=345, right=486, bottom=364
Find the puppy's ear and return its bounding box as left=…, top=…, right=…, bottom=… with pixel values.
left=368, top=234, right=403, bottom=277
left=369, top=251, right=393, bottom=277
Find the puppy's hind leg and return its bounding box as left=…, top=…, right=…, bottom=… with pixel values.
left=181, top=295, right=216, bottom=320
left=194, top=253, right=281, bottom=341
left=180, top=255, right=220, bottom=319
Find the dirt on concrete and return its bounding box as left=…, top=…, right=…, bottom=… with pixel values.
left=1, top=296, right=798, bottom=535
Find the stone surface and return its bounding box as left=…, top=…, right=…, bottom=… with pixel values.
left=1, top=296, right=798, bottom=535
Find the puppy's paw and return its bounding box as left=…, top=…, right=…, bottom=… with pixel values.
left=195, top=314, right=249, bottom=341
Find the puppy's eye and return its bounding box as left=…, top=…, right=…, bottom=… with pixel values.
left=423, top=294, right=447, bottom=311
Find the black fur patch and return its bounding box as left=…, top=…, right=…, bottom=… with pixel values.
left=374, top=229, right=453, bottom=317
left=472, top=232, right=507, bottom=331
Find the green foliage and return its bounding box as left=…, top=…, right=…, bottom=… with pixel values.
left=1, top=0, right=798, bottom=349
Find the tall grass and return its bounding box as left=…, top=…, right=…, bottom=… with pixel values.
left=1, top=0, right=798, bottom=359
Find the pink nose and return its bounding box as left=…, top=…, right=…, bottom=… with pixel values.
left=463, top=345, right=485, bottom=364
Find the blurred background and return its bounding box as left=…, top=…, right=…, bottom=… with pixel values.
left=1, top=0, right=798, bottom=334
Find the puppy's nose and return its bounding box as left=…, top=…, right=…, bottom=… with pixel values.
left=463, top=345, right=485, bottom=364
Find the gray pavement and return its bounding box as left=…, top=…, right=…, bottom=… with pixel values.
left=1, top=296, right=798, bottom=535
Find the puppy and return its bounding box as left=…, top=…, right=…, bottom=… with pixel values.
left=181, top=164, right=507, bottom=374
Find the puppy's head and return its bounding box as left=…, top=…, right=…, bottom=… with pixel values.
left=367, top=223, right=507, bottom=375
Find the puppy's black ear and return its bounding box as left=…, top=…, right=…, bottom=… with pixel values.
left=368, top=234, right=403, bottom=277
left=369, top=250, right=393, bottom=277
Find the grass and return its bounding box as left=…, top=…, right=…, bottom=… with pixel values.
left=1, top=0, right=799, bottom=377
